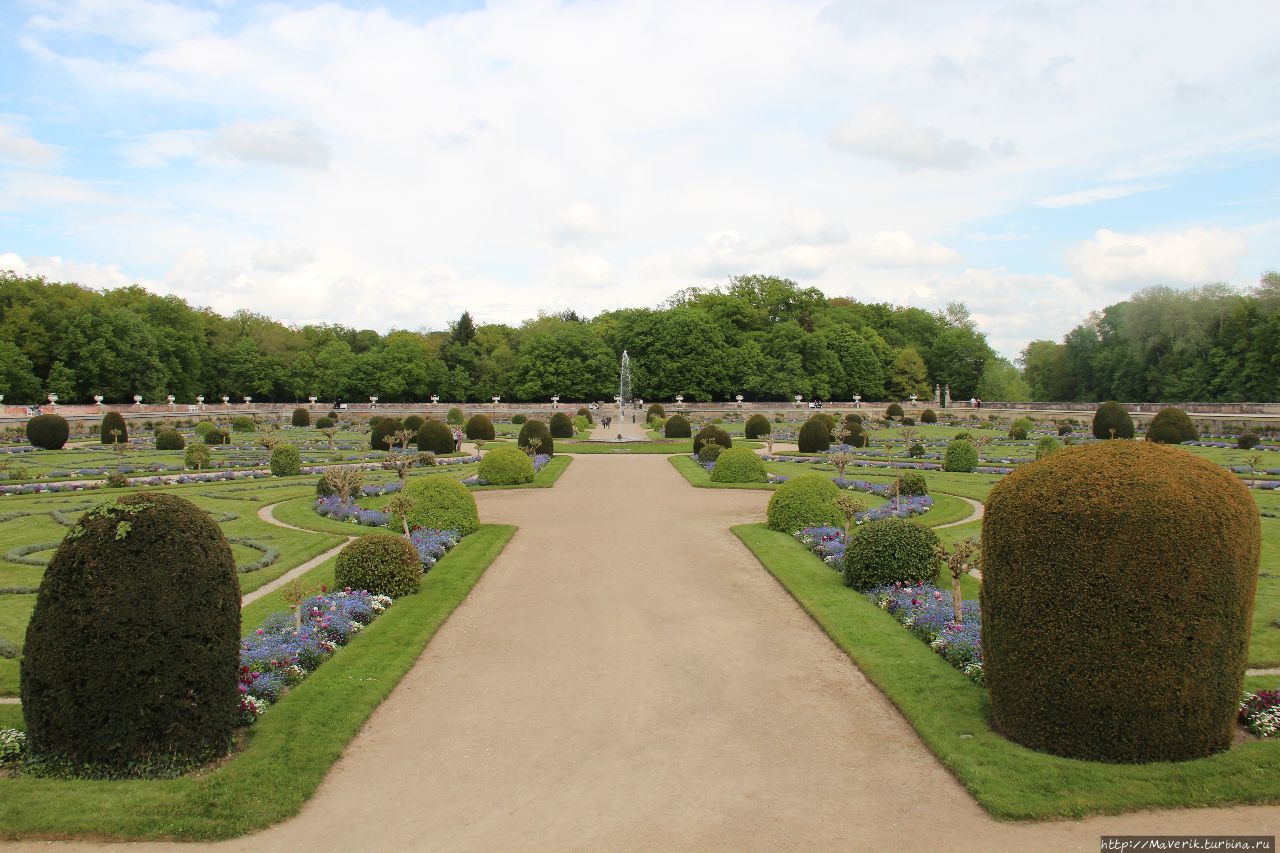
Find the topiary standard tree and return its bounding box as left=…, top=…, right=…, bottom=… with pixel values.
left=920, top=409, right=938, bottom=424
left=885, top=403, right=904, bottom=420
left=478, top=445, right=535, bottom=485
left=403, top=414, right=425, bottom=432
left=710, top=447, right=767, bottom=483
left=155, top=429, right=185, bottom=450
left=270, top=444, right=302, bottom=477
left=402, top=476, right=479, bottom=535
left=797, top=417, right=832, bottom=453
left=335, top=535, right=421, bottom=598
left=664, top=414, right=692, bottom=438
left=1145, top=407, right=1198, bottom=444
left=981, top=441, right=1259, bottom=763
left=291, top=407, right=311, bottom=427
left=744, top=413, right=771, bottom=439
left=465, top=413, right=497, bottom=441
left=100, top=411, right=128, bottom=445
left=21, top=492, right=240, bottom=773
left=548, top=411, right=574, bottom=439
left=693, top=425, right=732, bottom=456
left=942, top=438, right=978, bottom=473
left=517, top=419, right=555, bottom=456
left=766, top=474, right=844, bottom=533
left=370, top=417, right=405, bottom=451
left=842, top=518, right=941, bottom=590
left=1092, top=401, right=1135, bottom=439
left=417, top=419, right=455, bottom=455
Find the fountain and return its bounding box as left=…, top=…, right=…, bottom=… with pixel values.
left=618, top=350, right=632, bottom=431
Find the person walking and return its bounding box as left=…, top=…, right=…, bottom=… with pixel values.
left=453, top=427, right=463, bottom=453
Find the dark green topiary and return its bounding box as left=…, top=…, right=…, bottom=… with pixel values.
left=511, top=414, right=527, bottom=424
left=291, top=407, right=310, bottom=427
left=577, top=406, right=592, bottom=425
left=664, top=414, right=691, bottom=438
left=465, top=413, right=496, bottom=441
left=417, top=420, right=456, bottom=455
left=744, top=413, right=771, bottom=439
left=446, top=407, right=464, bottom=425
left=1145, top=407, right=1198, bottom=444
left=402, top=476, right=479, bottom=535
left=548, top=411, right=574, bottom=439
left=403, top=414, right=424, bottom=432
left=231, top=416, right=256, bottom=433
left=204, top=428, right=230, bottom=445
left=697, top=443, right=724, bottom=463
left=710, top=447, right=767, bottom=483
left=981, top=441, right=1259, bottom=763
left=318, top=416, right=337, bottom=430
left=478, top=446, right=535, bottom=485
left=844, top=413, right=864, bottom=425
left=334, top=535, right=421, bottom=598
left=920, top=409, right=937, bottom=424
left=517, top=419, right=554, bottom=456
left=1092, top=401, right=1134, bottom=440
left=21, top=492, right=239, bottom=774
left=896, top=471, right=928, bottom=496
left=646, top=403, right=665, bottom=422
left=886, top=403, right=904, bottom=419
left=370, top=417, right=405, bottom=451
left=942, top=439, right=978, bottom=473
left=842, top=517, right=940, bottom=590
left=1238, top=431, right=1260, bottom=450
left=1057, top=422, right=1072, bottom=436
left=693, top=425, right=732, bottom=455
left=155, top=429, right=185, bottom=450
left=766, top=474, right=843, bottom=533
left=797, top=417, right=832, bottom=453
left=269, top=444, right=302, bottom=477
left=26, top=414, right=69, bottom=450
left=842, top=420, right=867, bottom=448
left=100, top=411, right=128, bottom=445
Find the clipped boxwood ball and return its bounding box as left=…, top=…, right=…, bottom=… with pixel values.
left=842, top=518, right=940, bottom=590
left=646, top=403, right=665, bottom=421
left=371, top=417, right=405, bottom=450
left=942, top=439, right=978, bottom=473
left=744, top=413, right=771, bottom=439
left=697, top=443, right=724, bottom=463
left=478, top=445, right=535, bottom=485
left=766, top=474, right=843, bottom=533
left=465, top=413, right=496, bottom=441
left=335, top=534, right=421, bottom=598
left=21, top=492, right=240, bottom=772
left=403, top=414, right=425, bottom=432
left=517, top=419, right=555, bottom=456
left=402, top=476, right=479, bottom=535
left=194, top=421, right=216, bottom=437
left=710, top=447, right=767, bottom=483
left=100, top=410, right=128, bottom=444
left=26, top=414, right=70, bottom=450
left=1009, top=417, right=1034, bottom=440
left=920, top=409, right=938, bottom=424
left=1092, top=401, right=1134, bottom=439
left=155, top=429, right=185, bottom=450
left=270, top=443, right=302, bottom=476
left=885, top=403, right=904, bottom=419
left=797, top=417, right=831, bottom=453
left=1034, top=435, right=1061, bottom=459
left=981, top=441, right=1260, bottom=763
left=1145, top=407, right=1198, bottom=444
left=664, top=414, right=691, bottom=438
left=417, top=419, right=455, bottom=454
left=693, top=425, right=731, bottom=455
left=548, top=411, right=574, bottom=439
left=291, top=407, right=311, bottom=427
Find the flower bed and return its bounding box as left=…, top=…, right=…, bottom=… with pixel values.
left=314, top=497, right=391, bottom=527
left=867, top=582, right=984, bottom=684
left=410, top=528, right=460, bottom=568
left=1239, top=689, right=1280, bottom=737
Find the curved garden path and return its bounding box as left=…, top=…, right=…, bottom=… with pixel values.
left=244, top=502, right=353, bottom=607
left=6, top=455, right=1280, bottom=850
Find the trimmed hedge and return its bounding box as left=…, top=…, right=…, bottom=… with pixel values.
left=797, top=417, right=831, bottom=453
left=693, top=425, right=732, bottom=456
left=1092, top=401, right=1134, bottom=440
left=100, top=410, right=128, bottom=444
left=403, top=414, right=425, bottom=432
left=981, top=441, right=1259, bottom=763
left=942, top=439, right=978, bottom=473
left=517, top=419, right=554, bottom=456
left=26, top=414, right=69, bottom=450
left=291, top=407, right=310, bottom=427
left=744, top=413, right=771, bottom=439
left=1145, top=407, right=1198, bottom=444
left=548, top=411, right=574, bottom=439
left=416, top=420, right=456, bottom=455
left=334, top=535, right=421, bottom=598
left=269, top=444, right=302, bottom=477
left=155, top=429, right=185, bottom=450
left=478, top=446, right=535, bottom=485
left=664, top=414, right=691, bottom=438
left=886, top=403, right=904, bottom=419
left=646, top=403, right=665, bottom=421
left=842, top=517, right=940, bottom=590
left=710, top=447, right=767, bottom=483
left=766, top=474, right=843, bottom=533
left=511, top=414, right=527, bottom=425
left=464, top=413, right=496, bottom=441
left=370, top=417, right=405, bottom=451
left=920, top=408, right=938, bottom=424
left=402, top=476, right=479, bottom=536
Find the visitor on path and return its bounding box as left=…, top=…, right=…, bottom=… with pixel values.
left=453, top=427, right=463, bottom=453
left=970, top=397, right=976, bottom=408
left=976, top=398, right=982, bottom=409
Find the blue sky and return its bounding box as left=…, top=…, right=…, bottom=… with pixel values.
left=1, top=0, right=1277, bottom=359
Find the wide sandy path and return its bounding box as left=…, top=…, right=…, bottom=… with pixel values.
left=7, top=455, right=1279, bottom=850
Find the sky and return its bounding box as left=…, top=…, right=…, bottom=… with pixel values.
left=0, top=0, right=1277, bottom=359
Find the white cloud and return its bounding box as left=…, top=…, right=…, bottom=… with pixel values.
left=850, top=231, right=962, bottom=268
left=216, top=119, right=330, bottom=170
left=121, top=129, right=211, bottom=168
left=0, top=124, right=58, bottom=167
left=831, top=107, right=998, bottom=171
left=1068, top=228, right=1247, bottom=287
left=251, top=242, right=315, bottom=272
left=543, top=254, right=614, bottom=289
left=550, top=203, right=613, bottom=247
left=1037, top=184, right=1161, bottom=208
left=0, top=251, right=138, bottom=290
left=28, top=0, right=215, bottom=48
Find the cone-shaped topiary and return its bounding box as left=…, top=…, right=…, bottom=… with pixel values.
left=664, top=414, right=691, bottom=438
left=942, top=439, right=978, bottom=472
left=744, top=413, right=771, bottom=439
left=920, top=409, right=937, bottom=424
left=417, top=419, right=455, bottom=454
left=315, top=416, right=335, bottom=430
left=886, top=403, right=904, bottom=419
left=517, top=419, right=554, bottom=456
left=21, top=492, right=240, bottom=774
left=26, top=414, right=69, bottom=450
left=402, top=476, right=479, bottom=535
left=403, top=414, right=424, bottom=432
left=291, top=407, right=310, bottom=427
left=842, top=517, right=940, bottom=590
left=335, top=535, right=421, bottom=598
left=710, top=447, right=767, bottom=483
left=269, top=443, right=302, bottom=476
left=1092, top=401, right=1134, bottom=439
left=446, top=407, right=464, bottom=424
left=478, top=445, right=535, bottom=485
left=981, top=441, right=1259, bottom=763
left=370, top=417, right=405, bottom=450
left=155, top=429, right=185, bottom=450
left=577, top=406, right=592, bottom=425
left=464, top=413, right=496, bottom=441
left=1145, top=407, right=1198, bottom=444
left=797, top=417, right=831, bottom=453
left=646, top=403, right=665, bottom=422
left=693, top=425, right=732, bottom=455
left=767, top=474, right=843, bottom=533
left=548, top=411, right=574, bottom=439
left=100, top=411, right=128, bottom=445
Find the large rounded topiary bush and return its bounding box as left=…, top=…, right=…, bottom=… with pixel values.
left=370, top=417, right=405, bottom=450
left=402, top=476, right=479, bottom=535
left=744, top=413, right=771, bottom=439
left=403, top=414, right=425, bottom=432
left=766, top=474, right=843, bottom=533
left=232, top=416, right=256, bottom=433
left=315, top=416, right=335, bottom=430
left=842, top=518, right=940, bottom=590
left=464, top=413, right=496, bottom=441
left=1238, top=431, right=1261, bottom=450
left=710, top=446, right=767, bottom=483
left=100, top=410, right=128, bottom=445
left=548, top=411, right=574, bottom=439
left=1145, top=407, right=1198, bottom=444
left=885, top=403, right=904, bottom=419
left=1092, top=401, right=1134, bottom=440
left=155, top=429, right=185, bottom=450
left=26, top=414, right=69, bottom=450
left=21, top=492, right=239, bottom=773
left=478, top=445, right=535, bottom=485
left=577, top=406, right=592, bottom=425
left=797, top=417, right=831, bottom=453
left=291, top=407, right=310, bottom=427
left=204, top=428, right=230, bottom=445
left=417, top=419, right=455, bottom=454
left=942, top=439, right=978, bottom=473
left=646, top=403, right=665, bottom=422
left=269, top=443, right=302, bottom=477
left=920, top=408, right=938, bottom=424
left=517, top=419, right=554, bottom=456
left=664, top=414, right=691, bottom=438
left=981, top=441, right=1259, bottom=763
left=693, top=425, right=732, bottom=456
left=334, top=534, right=421, bottom=598
left=1008, top=417, right=1034, bottom=440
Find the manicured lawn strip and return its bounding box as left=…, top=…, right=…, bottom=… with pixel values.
left=1248, top=515, right=1280, bottom=666
left=0, top=595, right=34, bottom=695
left=732, top=522, right=1280, bottom=820
left=0, top=523, right=516, bottom=841
left=471, top=454, right=572, bottom=490
left=0, top=705, right=21, bottom=731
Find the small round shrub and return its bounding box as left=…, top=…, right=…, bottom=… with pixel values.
left=1238, top=431, right=1260, bottom=450
left=1034, top=435, right=1061, bottom=460
left=21, top=492, right=239, bottom=773
left=100, top=411, right=128, bottom=445
left=954, top=431, right=971, bottom=441
left=194, top=421, right=216, bottom=437
left=403, top=414, right=425, bottom=432
left=1092, top=401, right=1134, bottom=440
left=896, top=471, right=928, bottom=496
left=767, top=474, right=843, bottom=533
left=231, top=416, right=256, bottom=433
left=335, top=535, right=421, bottom=598
left=291, top=407, right=310, bottom=427
left=26, top=414, right=70, bottom=450
left=1057, top=423, right=1072, bottom=436
left=648, top=416, right=665, bottom=432
left=664, top=414, right=692, bottom=438
left=370, top=417, right=405, bottom=450
left=901, top=416, right=916, bottom=426
left=710, top=447, right=767, bottom=483
left=744, top=413, right=771, bottom=439
left=184, top=444, right=211, bottom=469
left=1145, top=407, right=1198, bottom=444
left=646, top=403, right=665, bottom=422
left=982, top=441, right=1259, bottom=763
left=269, top=444, right=302, bottom=477
left=417, top=420, right=456, bottom=454
left=697, top=443, right=724, bottom=463
left=155, top=429, right=185, bottom=450
left=942, top=439, right=978, bottom=473
left=478, top=446, right=535, bottom=485
left=465, top=413, right=497, bottom=441
left=797, top=417, right=832, bottom=453
left=511, top=414, right=527, bottom=425
left=518, top=419, right=555, bottom=456
left=920, top=409, right=938, bottom=424
left=577, top=406, right=592, bottom=425
left=885, top=403, right=904, bottom=419
left=548, top=411, right=574, bottom=439
left=845, top=412, right=864, bottom=425
left=693, top=425, right=732, bottom=456
left=402, top=476, right=479, bottom=536
left=446, top=407, right=464, bottom=425
left=1009, top=417, right=1034, bottom=440
left=204, top=428, right=230, bottom=445
left=842, top=518, right=941, bottom=590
